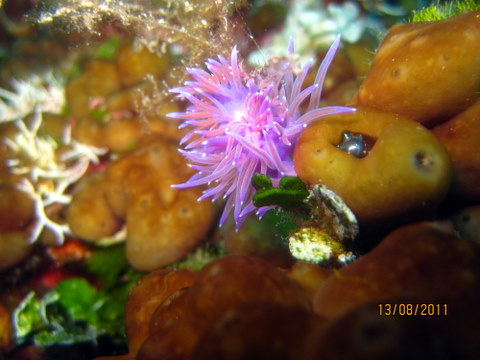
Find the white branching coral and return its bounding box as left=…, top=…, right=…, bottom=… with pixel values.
left=1, top=67, right=106, bottom=244
left=248, top=0, right=374, bottom=67
left=3, top=108, right=106, bottom=244
left=0, top=72, right=65, bottom=123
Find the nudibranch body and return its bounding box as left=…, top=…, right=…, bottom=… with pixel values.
left=168, top=36, right=354, bottom=229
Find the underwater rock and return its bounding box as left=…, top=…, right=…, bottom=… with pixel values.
left=109, top=255, right=313, bottom=360
left=185, top=255, right=311, bottom=328
left=67, top=41, right=169, bottom=118
left=67, top=172, right=123, bottom=241
left=67, top=136, right=216, bottom=270
left=0, top=184, right=35, bottom=232
left=71, top=102, right=145, bottom=154
left=0, top=302, right=11, bottom=348
left=304, top=47, right=357, bottom=99
left=116, top=41, right=170, bottom=88
left=124, top=269, right=195, bottom=359
left=343, top=36, right=377, bottom=78
left=138, top=290, right=197, bottom=359
left=307, top=300, right=480, bottom=360
left=66, top=59, right=121, bottom=119
left=192, top=303, right=323, bottom=360
left=293, top=106, right=452, bottom=226
left=70, top=115, right=106, bottom=149
left=312, top=221, right=480, bottom=319
left=68, top=41, right=175, bottom=152
left=149, top=287, right=190, bottom=335
left=106, top=84, right=184, bottom=144
left=121, top=138, right=215, bottom=271
left=0, top=231, right=32, bottom=272
left=136, top=316, right=201, bottom=360
left=286, top=261, right=333, bottom=300
left=102, top=117, right=143, bottom=153
left=452, top=205, right=480, bottom=245
left=67, top=165, right=127, bottom=236
left=432, top=99, right=480, bottom=201
left=32, top=112, right=68, bottom=143
left=321, top=78, right=362, bottom=107
left=356, top=11, right=480, bottom=126
left=93, top=268, right=196, bottom=360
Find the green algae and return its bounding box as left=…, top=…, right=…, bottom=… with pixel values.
left=411, top=0, right=480, bottom=22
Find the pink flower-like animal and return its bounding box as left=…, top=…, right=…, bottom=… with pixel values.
left=168, top=36, right=354, bottom=229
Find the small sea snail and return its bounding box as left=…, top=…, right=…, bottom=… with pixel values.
left=293, top=106, right=452, bottom=224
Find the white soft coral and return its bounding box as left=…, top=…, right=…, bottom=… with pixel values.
left=0, top=72, right=65, bottom=123
left=3, top=106, right=106, bottom=244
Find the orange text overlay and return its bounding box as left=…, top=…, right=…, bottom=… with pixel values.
left=378, top=303, right=448, bottom=316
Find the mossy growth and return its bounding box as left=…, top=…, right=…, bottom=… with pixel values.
left=167, top=243, right=227, bottom=272
left=32, top=0, right=250, bottom=80
left=411, top=0, right=480, bottom=22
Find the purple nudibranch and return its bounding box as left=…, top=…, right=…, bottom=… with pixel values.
left=168, top=35, right=355, bottom=230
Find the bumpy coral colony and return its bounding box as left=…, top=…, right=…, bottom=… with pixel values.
left=168, top=36, right=354, bottom=229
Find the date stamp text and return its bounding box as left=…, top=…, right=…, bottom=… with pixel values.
left=378, top=303, right=447, bottom=316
